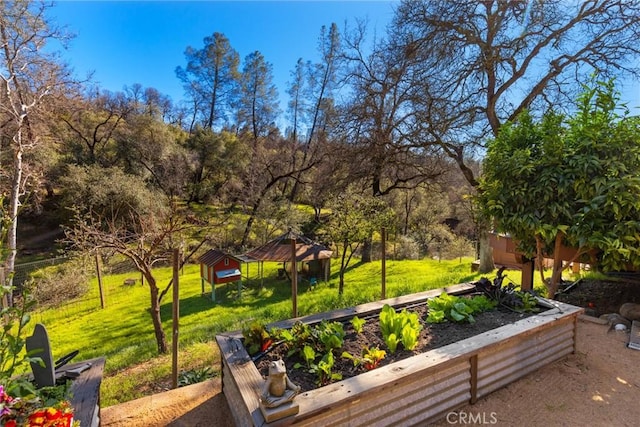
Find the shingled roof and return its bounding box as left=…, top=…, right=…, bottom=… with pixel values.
left=198, top=249, right=243, bottom=267
left=244, top=231, right=332, bottom=262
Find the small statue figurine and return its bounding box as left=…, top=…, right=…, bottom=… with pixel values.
left=260, top=359, right=301, bottom=408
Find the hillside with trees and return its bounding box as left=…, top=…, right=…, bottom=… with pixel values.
left=2, top=0, right=640, bottom=355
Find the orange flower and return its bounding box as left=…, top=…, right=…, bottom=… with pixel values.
left=26, top=406, right=74, bottom=427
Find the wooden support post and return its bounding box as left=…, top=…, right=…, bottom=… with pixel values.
left=172, top=248, right=180, bottom=389
left=521, top=259, right=535, bottom=291
left=291, top=237, right=298, bottom=318
left=95, top=253, right=105, bottom=309
left=381, top=227, right=387, bottom=300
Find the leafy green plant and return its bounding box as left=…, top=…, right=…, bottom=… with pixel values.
left=242, top=321, right=274, bottom=355
left=178, top=367, right=216, bottom=387
left=362, top=347, right=386, bottom=370
left=294, top=345, right=317, bottom=370
left=475, top=269, right=540, bottom=313
left=295, top=346, right=341, bottom=385
left=385, top=332, right=401, bottom=353
left=379, top=304, right=422, bottom=353
left=401, top=323, right=420, bottom=351
left=516, top=291, right=540, bottom=313
left=314, top=320, right=345, bottom=352
left=350, top=316, right=366, bottom=334
left=0, top=285, right=40, bottom=397
left=342, top=346, right=387, bottom=371
left=426, top=292, right=497, bottom=324
left=311, top=352, right=342, bottom=385
left=280, top=321, right=312, bottom=357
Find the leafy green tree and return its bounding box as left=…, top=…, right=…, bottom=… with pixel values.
left=480, top=80, right=640, bottom=297
left=183, top=128, right=247, bottom=204
left=176, top=32, right=240, bottom=131
left=325, top=192, right=395, bottom=294
left=114, top=112, right=189, bottom=198
left=235, top=51, right=279, bottom=144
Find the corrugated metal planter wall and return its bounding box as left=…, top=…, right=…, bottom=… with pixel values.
left=216, top=284, right=583, bottom=426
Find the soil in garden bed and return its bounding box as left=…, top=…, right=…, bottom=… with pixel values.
left=555, top=277, right=640, bottom=317
left=255, top=302, right=545, bottom=393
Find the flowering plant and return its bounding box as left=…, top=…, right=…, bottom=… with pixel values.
left=0, top=286, right=77, bottom=427
left=0, top=387, right=76, bottom=427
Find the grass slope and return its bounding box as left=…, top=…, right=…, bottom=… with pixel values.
left=32, top=257, right=515, bottom=406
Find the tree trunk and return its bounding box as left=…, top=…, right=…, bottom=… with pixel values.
left=477, top=230, right=495, bottom=274
left=361, top=238, right=372, bottom=263
left=338, top=243, right=349, bottom=295
left=5, top=140, right=24, bottom=305
left=146, top=272, right=168, bottom=354
left=547, top=233, right=565, bottom=299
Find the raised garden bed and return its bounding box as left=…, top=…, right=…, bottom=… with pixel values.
left=216, top=283, right=583, bottom=426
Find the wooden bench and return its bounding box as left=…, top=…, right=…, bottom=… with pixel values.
left=65, top=357, right=105, bottom=427
left=25, top=324, right=105, bottom=426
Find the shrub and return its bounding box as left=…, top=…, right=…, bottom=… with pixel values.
left=29, top=258, right=90, bottom=308
left=393, top=235, right=421, bottom=260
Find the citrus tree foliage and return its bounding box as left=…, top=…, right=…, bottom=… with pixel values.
left=480, top=80, right=640, bottom=296
left=325, top=192, right=395, bottom=294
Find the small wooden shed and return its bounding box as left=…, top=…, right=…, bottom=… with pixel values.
left=198, top=249, right=243, bottom=301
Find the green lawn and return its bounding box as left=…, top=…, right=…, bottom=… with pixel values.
left=31, top=256, right=530, bottom=406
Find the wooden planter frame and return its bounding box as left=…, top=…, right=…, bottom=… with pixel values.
left=216, top=283, right=583, bottom=426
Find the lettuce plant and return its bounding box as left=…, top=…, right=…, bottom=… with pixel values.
left=427, top=292, right=497, bottom=324
left=379, top=304, right=423, bottom=353
left=350, top=316, right=366, bottom=334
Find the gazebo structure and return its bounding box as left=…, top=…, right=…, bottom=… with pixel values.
left=244, top=230, right=333, bottom=317
left=244, top=231, right=332, bottom=282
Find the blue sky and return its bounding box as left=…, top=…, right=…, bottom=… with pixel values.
left=49, top=1, right=638, bottom=111
left=50, top=1, right=398, bottom=105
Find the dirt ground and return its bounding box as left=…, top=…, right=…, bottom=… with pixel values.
left=101, top=315, right=640, bottom=426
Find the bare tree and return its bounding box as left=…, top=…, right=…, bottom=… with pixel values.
left=0, top=0, right=75, bottom=298
left=62, top=166, right=203, bottom=354
left=288, top=23, right=342, bottom=202
left=239, top=133, right=318, bottom=247
left=56, top=88, right=131, bottom=166
left=391, top=0, right=640, bottom=271
left=339, top=21, right=449, bottom=261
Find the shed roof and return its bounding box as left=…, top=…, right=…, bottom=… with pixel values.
left=244, top=231, right=332, bottom=262
left=198, top=249, right=243, bottom=267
